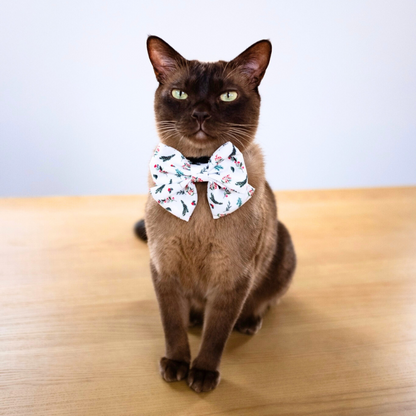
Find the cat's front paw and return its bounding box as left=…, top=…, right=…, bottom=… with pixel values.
left=234, top=315, right=263, bottom=335
left=159, top=357, right=189, bottom=382
left=187, top=367, right=221, bottom=393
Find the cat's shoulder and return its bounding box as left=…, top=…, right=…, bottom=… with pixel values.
left=243, top=142, right=266, bottom=189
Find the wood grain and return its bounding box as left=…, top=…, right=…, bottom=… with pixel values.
left=1, top=188, right=416, bottom=415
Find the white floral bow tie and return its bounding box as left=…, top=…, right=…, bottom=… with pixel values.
left=149, top=142, right=255, bottom=221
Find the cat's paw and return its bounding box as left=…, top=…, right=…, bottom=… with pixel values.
left=187, top=367, right=221, bottom=393
left=159, top=357, right=189, bottom=382
left=234, top=315, right=263, bottom=335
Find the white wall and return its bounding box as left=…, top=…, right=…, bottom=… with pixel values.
left=1, top=0, right=415, bottom=197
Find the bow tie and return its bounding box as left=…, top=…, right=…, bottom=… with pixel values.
left=149, top=142, right=255, bottom=221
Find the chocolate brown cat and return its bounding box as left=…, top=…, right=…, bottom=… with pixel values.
left=135, top=36, right=296, bottom=393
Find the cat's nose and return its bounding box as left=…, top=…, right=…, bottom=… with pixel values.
left=192, top=110, right=211, bottom=124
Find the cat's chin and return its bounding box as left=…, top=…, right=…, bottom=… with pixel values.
left=194, top=130, right=209, bottom=140
left=186, top=131, right=219, bottom=149
left=181, top=134, right=221, bottom=155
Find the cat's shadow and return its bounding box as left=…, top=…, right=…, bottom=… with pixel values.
left=136, top=294, right=379, bottom=408
left=187, top=299, right=293, bottom=352
left=169, top=295, right=380, bottom=404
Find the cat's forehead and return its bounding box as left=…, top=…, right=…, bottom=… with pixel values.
left=169, top=60, right=236, bottom=92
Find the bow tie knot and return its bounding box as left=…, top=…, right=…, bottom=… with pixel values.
left=149, top=142, right=255, bottom=221
left=189, top=164, right=209, bottom=183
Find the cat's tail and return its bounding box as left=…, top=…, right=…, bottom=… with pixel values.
left=134, top=219, right=148, bottom=242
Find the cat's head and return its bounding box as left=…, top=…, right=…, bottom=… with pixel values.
left=147, top=36, right=272, bottom=157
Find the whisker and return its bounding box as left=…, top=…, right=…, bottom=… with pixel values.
left=225, top=123, right=257, bottom=128
left=159, top=130, right=177, bottom=138
left=177, top=135, right=187, bottom=146
left=227, top=128, right=254, bottom=140
left=157, top=131, right=178, bottom=137
left=157, top=127, right=178, bottom=133
left=221, top=61, right=230, bottom=77
left=156, top=121, right=177, bottom=126
left=223, top=131, right=245, bottom=149
left=227, top=127, right=254, bottom=138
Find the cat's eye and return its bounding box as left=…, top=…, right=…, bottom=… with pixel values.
left=172, top=89, right=188, bottom=100
left=220, top=91, right=238, bottom=102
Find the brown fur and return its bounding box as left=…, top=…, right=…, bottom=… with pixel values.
left=140, top=36, right=296, bottom=392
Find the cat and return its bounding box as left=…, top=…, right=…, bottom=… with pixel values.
left=134, top=35, right=296, bottom=393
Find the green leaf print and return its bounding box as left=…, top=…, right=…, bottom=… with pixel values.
left=230, top=166, right=235, bottom=172
left=235, top=177, right=247, bottom=187
left=166, top=207, right=172, bottom=212
left=181, top=200, right=189, bottom=216
left=229, top=146, right=236, bottom=159
left=237, top=197, right=242, bottom=207
left=209, top=193, right=223, bottom=205
left=175, top=169, right=185, bottom=177
left=159, top=154, right=175, bottom=162
left=155, top=184, right=165, bottom=194
left=225, top=201, right=231, bottom=212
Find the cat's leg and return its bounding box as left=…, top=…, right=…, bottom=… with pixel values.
left=150, top=263, right=191, bottom=382
left=187, top=280, right=251, bottom=392
left=235, top=220, right=296, bottom=335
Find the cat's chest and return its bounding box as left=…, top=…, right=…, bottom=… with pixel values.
left=149, top=183, right=241, bottom=281
left=156, top=230, right=231, bottom=291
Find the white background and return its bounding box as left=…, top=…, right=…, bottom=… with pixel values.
left=1, top=0, right=415, bottom=197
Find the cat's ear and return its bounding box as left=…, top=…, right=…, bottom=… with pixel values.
left=230, top=40, right=272, bottom=88
left=147, top=36, right=186, bottom=84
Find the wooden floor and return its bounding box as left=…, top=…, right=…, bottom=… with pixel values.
left=1, top=188, right=416, bottom=415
